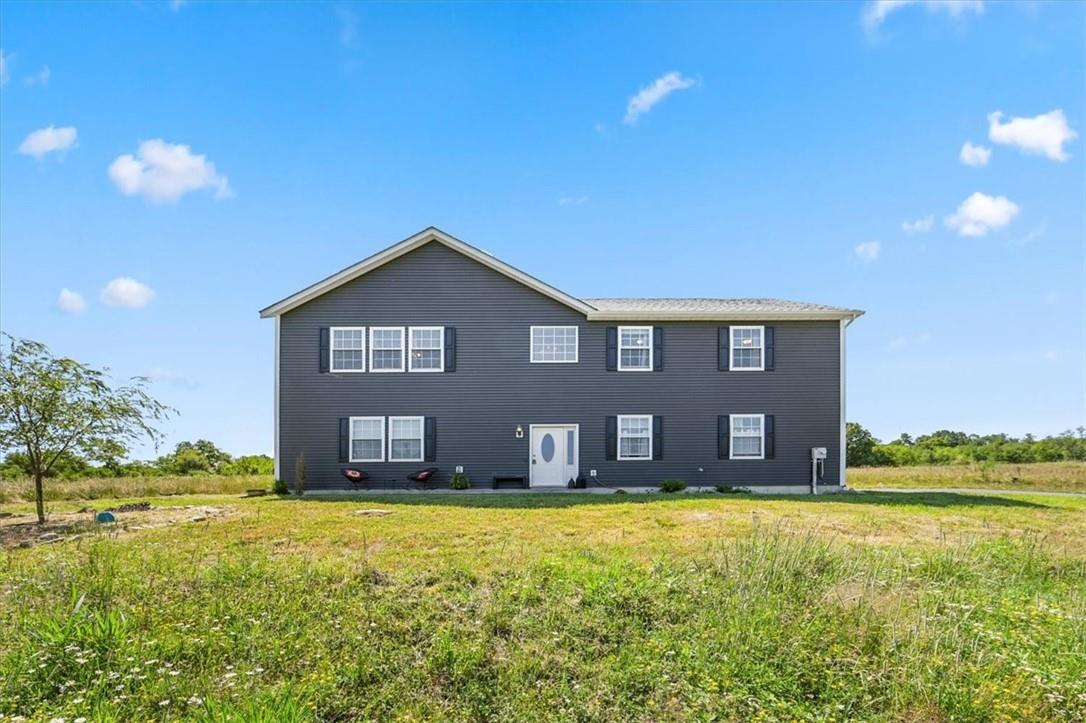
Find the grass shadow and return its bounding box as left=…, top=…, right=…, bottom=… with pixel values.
left=267, top=489, right=1050, bottom=510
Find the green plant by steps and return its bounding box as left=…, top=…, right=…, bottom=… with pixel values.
left=659, top=479, right=687, bottom=493
left=272, top=477, right=289, bottom=495
left=450, top=472, right=470, bottom=490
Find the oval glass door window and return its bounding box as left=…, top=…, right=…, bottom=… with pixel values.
left=541, top=433, right=555, bottom=462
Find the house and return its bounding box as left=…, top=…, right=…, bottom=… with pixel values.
left=259, top=227, right=863, bottom=493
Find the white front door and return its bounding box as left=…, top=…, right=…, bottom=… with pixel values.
left=530, top=425, right=578, bottom=487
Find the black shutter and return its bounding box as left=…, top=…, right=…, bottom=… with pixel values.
left=338, top=417, right=349, bottom=462
left=444, top=327, right=456, bottom=372
left=425, top=417, right=436, bottom=461
left=718, top=415, right=729, bottom=459
left=718, top=327, right=730, bottom=371
left=606, top=327, right=618, bottom=371
left=764, top=326, right=775, bottom=371
left=764, top=415, right=775, bottom=459
left=652, top=327, right=663, bottom=371
left=652, top=416, right=663, bottom=460
left=319, top=327, right=331, bottom=373
left=605, top=416, right=617, bottom=460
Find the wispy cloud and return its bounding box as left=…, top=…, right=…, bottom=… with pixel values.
left=944, top=192, right=1019, bottom=237
left=886, top=332, right=931, bottom=352
left=988, top=109, right=1078, bottom=162
left=109, top=139, right=232, bottom=203
left=18, top=125, right=77, bottom=159
left=0, top=49, right=9, bottom=87
left=101, top=277, right=156, bottom=308
left=863, top=0, right=984, bottom=34
left=558, top=195, right=589, bottom=207
left=902, top=215, right=934, bottom=233
left=335, top=5, right=360, bottom=49
left=624, top=71, right=696, bottom=125
left=1009, top=224, right=1045, bottom=247
left=854, top=241, right=881, bottom=263
left=23, top=65, right=49, bottom=87
left=169, top=0, right=189, bottom=11
left=56, top=288, right=87, bottom=314
left=147, top=368, right=198, bottom=390
left=959, top=141, right=990, bottom=167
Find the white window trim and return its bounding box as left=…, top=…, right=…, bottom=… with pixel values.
left=617, top=414, right=653, bottom=461
left=729, top=325, right=765, bottom=372
left=408, top=326, right=445, bottom=373
left=729, top=413, right=765, bottom=460
left=369, top=326, right=406, bottom=373
left=330, top=326, right=366, bottom=373
left=617, top=325, right=653, bottom=372
left=348, top=416, right=385, bottom=463
left=388, top=415, right=425, bottom=462
left=529, top=325, right=579, bottom=364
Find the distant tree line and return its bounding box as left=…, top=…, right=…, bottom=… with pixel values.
left=846, top=423, right=1086, bottom=467
left=0, top=439, right=272, bottom=480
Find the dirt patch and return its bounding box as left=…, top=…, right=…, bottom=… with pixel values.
left=0, top=504, right=235, bottom=549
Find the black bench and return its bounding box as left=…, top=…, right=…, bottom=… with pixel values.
left=492, top=474, right=527, bottom=490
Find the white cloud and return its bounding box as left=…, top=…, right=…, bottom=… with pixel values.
left=987, top=110, right=1078, bottom=162
left=959, top=141, right=990, bottom=167
left=623, top=71, right=696, bottom=125
left=0, top=49, right=8, bottom=87
left=56, top=288, right=87, bottom=314
left=18, top=125, right=78, bottom=159
left=558, top=195, right=589, bottom=207
left=944, top=192, right=1019, bottom=237
left=902, top=215, right=934, bottom=233
left=24, top=65, right=49, bottom=87
left=100, top=277, right=155, bottom=308
left=169, top=0, right=189, bottom=10
left=854, top=240, right=881, bottom=262
left=863, top=0, right=984, bottom=33
left=886, top=333, right=931, bottom=352
left=335, top=5, right=360, bottom=49
left=147, top=368, right=198, bottom=390
left=108, top=139, right=232, bottom=203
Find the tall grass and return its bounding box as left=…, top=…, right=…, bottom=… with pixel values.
left=1, top=511, right=1083, bottom=721
left=0, top=474, right=271, bottom=503
left=850, top=461, right=1086, bottom=493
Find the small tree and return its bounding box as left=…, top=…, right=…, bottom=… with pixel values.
left=845, top=422, right=884, bottom=467
left=0, top=334, right=171, bottom=523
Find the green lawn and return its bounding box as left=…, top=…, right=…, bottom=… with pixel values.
left=2, top=489, right=1084, bottom=721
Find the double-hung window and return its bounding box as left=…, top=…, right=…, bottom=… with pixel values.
left=370, top=327, right=405, bottom=372
left=530, top=326, right=578, bottom=363
left=349, top=416, right=384, bottom=462
left=409, top=327, right=444, bottom=372
left=618, top=326, right=652, bottom=371
left=617, top=414, right=652, bottom=460
left=330, top=327, right=366, bottom=372
left=388, top=416, right=424, bottom=461
left=731, top=326, right=764, bottom=370
left=730, top=414, right=764, bottom=459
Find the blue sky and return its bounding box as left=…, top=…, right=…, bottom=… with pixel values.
left=1, top=0, right=1083, bottom=456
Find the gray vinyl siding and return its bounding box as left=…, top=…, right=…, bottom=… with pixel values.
left=278, top=241, right=841, bottom=490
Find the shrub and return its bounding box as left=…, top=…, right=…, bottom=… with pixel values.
left=715, top=484, right=751, bottom=494
left=658, top=479, right=687, bottom=493
left=450, top=472, right=470, bottom=490
left=272, top=477, right=289, bottom=495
